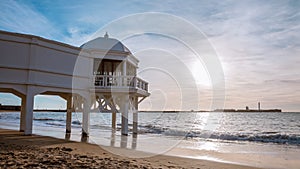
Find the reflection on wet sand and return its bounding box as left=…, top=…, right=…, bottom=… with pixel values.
left=64, top=131, right=137, bottom=150
left=132, top=134, right=137, bottom=149
left=110, top=131, right=116, bottom=147
left=121, top=135, right=128, bottom=148
left=109, top=131, right=138, bottom=149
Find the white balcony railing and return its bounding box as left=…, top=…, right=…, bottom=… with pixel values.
left=94, top=75, right=148, bottom=91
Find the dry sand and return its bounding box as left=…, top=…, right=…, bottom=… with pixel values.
left=0, top=129, right=261, bottom=169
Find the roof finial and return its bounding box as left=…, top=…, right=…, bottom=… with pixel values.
left=104, top=32, right=109, bottom=39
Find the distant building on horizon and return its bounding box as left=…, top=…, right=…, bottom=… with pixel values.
left=0, top=103, right=21, bottom=111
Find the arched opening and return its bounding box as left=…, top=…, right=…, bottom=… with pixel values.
left=34, top=95, right=66, bottom=110
left=31, top=94, right=69, bottom=138
left=0, top=92, right=22, bottom=130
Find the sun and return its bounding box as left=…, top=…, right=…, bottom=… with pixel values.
left=189, top=60, right=211, bottom=87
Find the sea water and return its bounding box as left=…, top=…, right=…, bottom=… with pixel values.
left=0, top=112, right=300, bottom=168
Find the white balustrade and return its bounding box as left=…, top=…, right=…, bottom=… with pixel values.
left=94, top=75, right=148, bottom=91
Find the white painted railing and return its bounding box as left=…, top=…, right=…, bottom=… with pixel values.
left=94, top=75, right=148, bottom=91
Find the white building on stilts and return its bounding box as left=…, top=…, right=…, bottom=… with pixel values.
left=0, top=30, right=149, bottom=137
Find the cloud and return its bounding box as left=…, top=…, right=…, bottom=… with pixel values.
left=0, top=1, right=63, bottom=40
left=0, top=0, right=299, bottom=111
left=189, top=1, right=300, bottom=111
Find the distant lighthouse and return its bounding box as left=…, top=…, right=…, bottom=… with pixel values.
left=258, top=102, right=261, bottom=111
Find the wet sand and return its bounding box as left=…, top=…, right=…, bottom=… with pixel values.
left=0, top=129, right=261, bottom=169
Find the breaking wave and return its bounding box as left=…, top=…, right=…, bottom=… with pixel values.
left=138, top=124, right=300, bottom=145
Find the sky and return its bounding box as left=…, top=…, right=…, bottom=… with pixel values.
left=0, top=0, right=299, bottom=111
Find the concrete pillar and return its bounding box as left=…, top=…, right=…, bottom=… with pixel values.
left=121, top=95, right=129, bottom=136
left=82, top=97, right=91, bottom=137
left=23, top=91, right=34, bottom=135
left=20, top=97, right=26, bottom=132
left=133, top=97, right=138, bottom=134
left=66, top=96, right=72, bottom=133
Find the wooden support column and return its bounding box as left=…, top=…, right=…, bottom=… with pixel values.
left=23, top=89, right=35, bottom=135
left=66, top=95, right=72, bottom=133
left=121, top=95, right=129, bottom=136
left=133, top=97, right=138, bottom=134
left=112, top=110, right=116, bottom=130
left=82, top=96, right=91, bottom=137
left=110, top=97, right=117, bottom=130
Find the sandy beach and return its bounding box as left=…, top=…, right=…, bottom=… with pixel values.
left=0, top=129, right=262, bottom=169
